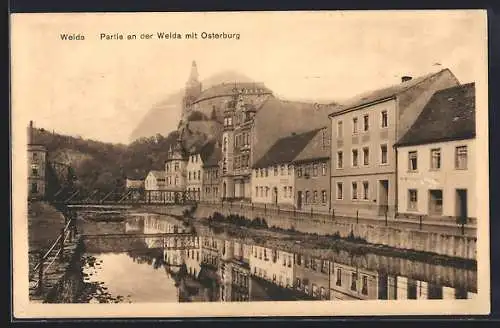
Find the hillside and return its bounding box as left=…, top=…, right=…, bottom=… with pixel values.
left=129, top=70, right=254, bottom=142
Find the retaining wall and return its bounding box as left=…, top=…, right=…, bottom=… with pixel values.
left=193, top=204, right=477, bottom=261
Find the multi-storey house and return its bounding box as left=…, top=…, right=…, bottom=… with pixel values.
left=292, top=127, right=331, bottom=212
left=165, top=137, right=188, bottom=203
left=202, top=142, right=222, bottom=202
left=395, top=83, right=476, bottom=222
left=251, top=130, right=317, bottom=207
left=328, top=69, right=460, bottom=218
left=221, top=89, right=331, bottom=201
left=250, top=245, right=295, bottom=289
left=329, top=261, right=380, bottom=300
left=27, top=121, right=47, bottom=200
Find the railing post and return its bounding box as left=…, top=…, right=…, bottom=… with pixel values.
left=59, top=228, right=65, bottom=261
left=251, top=202, right=254, bottom=212
left=310, top=207, right=313, bottom=218
left=419, top=215, right=423, bottom=230
left=37, top=250, right=44, bottom=295
left=264, top=203, right=267, bottom=214
left=461, top=221, right=465, bottom=235
left=385, top=210, right=388, bottom=226
left=356, top=210, right=359, bottom=224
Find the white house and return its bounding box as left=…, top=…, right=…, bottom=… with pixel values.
left=250, top=245, right=294, bottom=288
left=395, top=83, right=476, bottom=221
left=145, top=170, right=167, bottom=203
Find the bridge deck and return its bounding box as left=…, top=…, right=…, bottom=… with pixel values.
left=81, top=232, right=195, bottom=238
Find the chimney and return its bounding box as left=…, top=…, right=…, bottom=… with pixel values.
left=401, top=76, right=412, bottom=83
left=29, top=120, right=33, bottom=144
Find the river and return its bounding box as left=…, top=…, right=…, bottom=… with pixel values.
left=73, top=211, right=477, bottom=303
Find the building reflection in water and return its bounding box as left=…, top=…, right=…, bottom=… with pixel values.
left=133, top=214, right=477, bottom=302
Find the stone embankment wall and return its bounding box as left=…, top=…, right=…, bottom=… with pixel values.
left=191, top=204, right=476, bottom=261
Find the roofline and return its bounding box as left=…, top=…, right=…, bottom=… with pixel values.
left=328, top=96, right=396, bottom=118
left=328, top=68, right=454, bottom=118
left=394, top=134, right=475, bottom=148
left=292, top=156, right=330, bottom=164
left=193, top=90, right=273, bottom=105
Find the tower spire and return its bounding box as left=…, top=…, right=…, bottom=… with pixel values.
left=188, top=60, right=199, bottom=84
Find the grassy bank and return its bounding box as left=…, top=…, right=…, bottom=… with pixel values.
left=28, top=201, right=66, bottom=252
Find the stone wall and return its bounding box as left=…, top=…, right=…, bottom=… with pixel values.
left=192, top=203, right=476, bottom=261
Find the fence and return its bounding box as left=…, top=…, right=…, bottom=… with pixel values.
left=29, top=216, right=78, bottom=296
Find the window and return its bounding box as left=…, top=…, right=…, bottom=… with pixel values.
left=352, top=149, right=359, bottom=167
left=431, top=148, right=441, bottom=170
left=265, top=168, right=269, bottom=177
left=336, top=268, right=342, bottom=286
left=274, top=166, right=278, bottom=176
left=352, top=117, right=358, bottom=134
left=255, top=187, right=259, bottom=197
left=322, top=163, right=327, bottom=175
left=363, top=147, right=369, bottom=165
left=174, top=162, right=179, bottom=171
left=305, top=191, right=310, bottom=204
left=337, top=121, right=343, bottom=138
left=280, top=164, right=285, bottom=175
left=351, top=273, right=358, bottom=291
left=321, top=190, right=327, bottom=204
left=288, top=186, right=293, bottom=198
left=363, top=181, right=369, bottom=200
left=174, top=176, right=179, bottom=186
left=429, top=189, right=443, bottom=215
left=337, top=183, right=343, bottom=200
left=32, top=153, right=38, bottom=160
left=287, top=164, right=292, bottom=175
left=408, top=189, right=418, bottom=211
left=297, top=166, right=303, bottom=177
left=381, top=110, right=388, bottom=128
left=313, top=191, right=318, bottom=203
left=265, top=187, right=269, bottom=197
left=283, top=186, right=287, bottom=198
left=380, top=144, right=388, bottom=164
left=31, top=182, right=38, bottom=193
left=408, top=151, right=418, bottom=171
left=304, top=164, right=311, bottom=177
left=337, top=151, right=343, bottom=169
left=313, top=163, right=318, bottom=176
left=255, top=169, right=259, bottom=178
left=31, top=165, right=39, bottom=177
left=361, top=276, right=368, bottom=295
left=363, top=115, right=369, bottom=131
left=188, top=172, right=191, bottom=181
left=352, top=182, right=358, bottom=200
left=198, top=170, right=201, bottom=180
left=260, top=187, right=263, bottom=197
left=455, top=146, right=468, bottom=169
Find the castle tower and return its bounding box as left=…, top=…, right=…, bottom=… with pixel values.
left=182, top=61, right=202, bottom=121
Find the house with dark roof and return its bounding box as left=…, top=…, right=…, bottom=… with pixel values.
left=292, top=127, right=331, bottom=212
left=394, top=83, right=476, bottom=221
left=251, top=128, right=322, bottom=207
left=186, top=140, right=216, bottom=201
left=328, top=69, right=460, bottom=219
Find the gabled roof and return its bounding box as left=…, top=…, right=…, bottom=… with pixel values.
left=253, top=128, right=322, bottom=168
left=203, top=143, right=222, bottom=168
left=147, top=170, right=166, bottom=180
left=292, top=127, right=330, bottom=163
left=330, top=69, right=454, bottom=115
left=395, top=83, right=475, bottom=147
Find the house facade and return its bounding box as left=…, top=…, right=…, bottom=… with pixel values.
left=144, top=170, right=166, bottom=202
left=250, top=245, right=295, bottom=289
left=28, top=144, right=47, bottom=200
left=186, top=152, right=203, bottom=201
left=329, top=262, right=380, bottom=300
left=328, top=69, right=460, bottom=218
left=202, top=142, right=222, bottom=202
left=395, top=83, right=476, bottom=221
left=165, top=138, right=188, bottom=203
left=293, top=253, right=330, bottom=300
left=251, top=129, right=321, bottom=207
left=292, top=127, right=331, bottom=212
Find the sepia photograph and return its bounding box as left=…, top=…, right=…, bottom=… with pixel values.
left=10, top=10, right=489, bottom=318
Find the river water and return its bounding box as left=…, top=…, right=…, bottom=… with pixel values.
left=75, top=211, right=477, bottom=303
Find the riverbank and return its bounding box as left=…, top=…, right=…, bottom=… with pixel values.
left=178, top=210, right=476, bottom=270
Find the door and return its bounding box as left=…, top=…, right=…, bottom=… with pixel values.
left=378, top=180, right=389, bottom=216
left=456, top=189, right=468, bottom=219
left=273, top=187, right=278, bottom=205
left=297, top=191, right=302, bottom=210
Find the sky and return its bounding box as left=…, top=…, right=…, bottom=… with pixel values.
left=11, top=10, right=487, bottom=144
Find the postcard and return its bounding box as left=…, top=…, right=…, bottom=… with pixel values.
left=11, top=10, right=490, bottom=318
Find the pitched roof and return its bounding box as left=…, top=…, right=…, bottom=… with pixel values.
left=292, top=127, right=330, bottom=163
left=330, top=69, right=454, bottom=115
left=253, top=128, right=322, bottom=168
left=203, top=143, right=222, bottom=167
left=395, top=83, right=475, bottom=147
left=194, top=82, right=272, bottom=104
left=148, top=170, right=166, bottom=179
